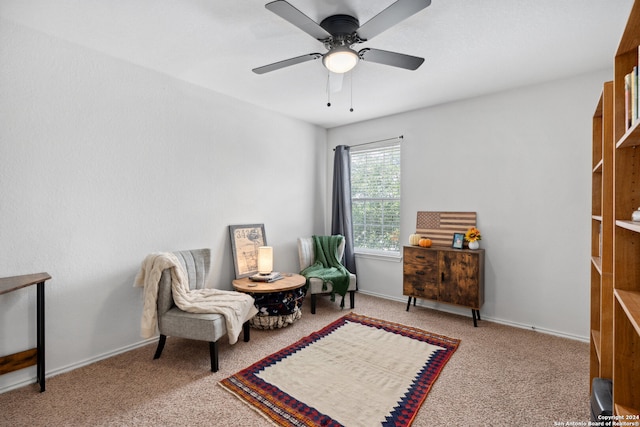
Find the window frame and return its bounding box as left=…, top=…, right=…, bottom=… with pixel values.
left=350, top=140, right=402, bottom=257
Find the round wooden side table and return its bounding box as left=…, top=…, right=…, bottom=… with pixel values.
left=232, top=273, right=306, bottom=329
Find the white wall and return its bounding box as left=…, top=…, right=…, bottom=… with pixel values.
left=327, top=69, right=611, bottom=340
left=0, top=20, right=327, bottom=392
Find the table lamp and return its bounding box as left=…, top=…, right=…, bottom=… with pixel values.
left=257, top=246, right=273, bottom=275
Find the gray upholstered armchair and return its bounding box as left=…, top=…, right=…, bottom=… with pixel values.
left=153, top=248, right=250, bottom=372
left=297, top=236, right=357, bottom=314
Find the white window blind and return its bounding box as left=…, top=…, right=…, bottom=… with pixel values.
left=351, top=141, right=401, bottom=253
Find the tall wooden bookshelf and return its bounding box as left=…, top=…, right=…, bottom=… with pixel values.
left=590, top=81, right=613, bottom=385
left=591, top=0, right=640, bottom=416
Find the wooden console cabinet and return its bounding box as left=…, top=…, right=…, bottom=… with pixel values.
left=403, top=246, right=484, bottom=326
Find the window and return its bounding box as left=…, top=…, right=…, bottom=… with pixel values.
left=350, top=141, right=401, bottom=254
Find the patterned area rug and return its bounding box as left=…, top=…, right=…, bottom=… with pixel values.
left=219, top=313, right=460, bottom=427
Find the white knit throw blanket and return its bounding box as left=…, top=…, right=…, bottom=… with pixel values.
left=134, top=252, right=258, bottom=345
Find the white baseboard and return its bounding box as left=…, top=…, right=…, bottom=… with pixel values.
left=357, top=290, right=590, bottom=343
left=0, top=337, right=158, bottom=394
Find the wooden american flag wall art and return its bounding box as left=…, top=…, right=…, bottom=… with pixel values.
left=415, top=211, right=477, bottom=247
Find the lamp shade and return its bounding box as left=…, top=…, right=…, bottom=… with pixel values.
left=323, top=47, right=359, bottom=74
left=257, top=246, right=273, bottom=275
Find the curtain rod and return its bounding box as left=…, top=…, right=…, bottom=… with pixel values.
left=333, top=135, right=403, bottom=151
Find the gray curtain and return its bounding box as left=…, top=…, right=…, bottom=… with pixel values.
left=331, top=145, right=357, bottom=277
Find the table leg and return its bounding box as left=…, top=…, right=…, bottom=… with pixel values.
left=37, top=281, right=45, bottom=392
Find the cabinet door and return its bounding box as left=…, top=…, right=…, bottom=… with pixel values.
left=403, top=249, right=438, bottom=300
left=438, top=251, right=480, bottom=308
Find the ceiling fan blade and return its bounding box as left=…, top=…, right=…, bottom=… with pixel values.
left=358, top=48, right=424, bottom=70
left=265, top=0, right=331, bottom=41
left=356, top=0, right=431, bottom=41
left=252, top=53, right=323, bottom=74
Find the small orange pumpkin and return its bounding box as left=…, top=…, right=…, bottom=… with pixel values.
left=418, top=238, right=432, bottom=248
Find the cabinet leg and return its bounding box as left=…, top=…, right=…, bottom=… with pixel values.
left=406, top=297, right=416, bottom=311
left=472, top=309, right=480, bottom=327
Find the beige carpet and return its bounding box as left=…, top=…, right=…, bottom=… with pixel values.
left=0, top=293, right=590, bottom=426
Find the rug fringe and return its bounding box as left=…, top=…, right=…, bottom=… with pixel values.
left=345, top=312, right=461, bottom=348
left=217, top=382, right=281, bottom=427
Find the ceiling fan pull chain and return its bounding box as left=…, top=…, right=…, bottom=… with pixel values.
left=350, top=71, right=354, bottom=112
left=326, top=72, right=331, bottom=107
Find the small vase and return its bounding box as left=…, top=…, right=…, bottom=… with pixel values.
left=468, top=240, right=480, bottom=250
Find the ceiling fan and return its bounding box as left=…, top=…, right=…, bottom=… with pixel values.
left=252, top=0, right=431, bottom=75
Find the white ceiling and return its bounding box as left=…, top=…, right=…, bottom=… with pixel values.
left=0, top=0, right=633, bottom=128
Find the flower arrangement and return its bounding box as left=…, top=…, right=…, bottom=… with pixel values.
left=465, top=227, right=482, bottom=242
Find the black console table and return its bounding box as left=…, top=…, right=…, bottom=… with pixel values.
left=0, top=272, right=51, bottom=392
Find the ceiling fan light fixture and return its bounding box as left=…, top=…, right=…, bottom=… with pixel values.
left=323, top=46, right=359, bottom=74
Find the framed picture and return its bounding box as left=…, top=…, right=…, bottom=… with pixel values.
left=229, top=224, right=267, bottom=278
left=452, top=233, right=465, bottom=249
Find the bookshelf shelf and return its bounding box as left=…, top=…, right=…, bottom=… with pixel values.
left=593, top=159, right=604, bottom=173
left=616, top=220, right=640, bottom=233
left=616, top=121, right=640, bottom=148
left=615, top=289, right=640, bottom=335
left=615, top=404, right=640, bottom=418
left=591, top=329, right=601, bottom=360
